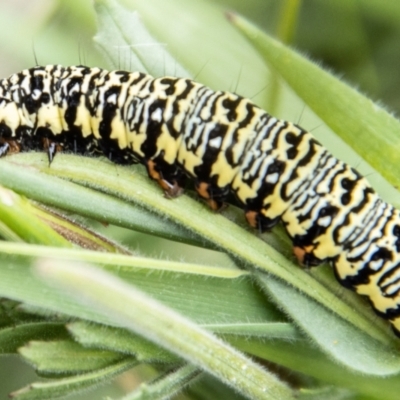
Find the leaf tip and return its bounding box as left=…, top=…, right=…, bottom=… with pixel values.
left=225, top=10, right=237, bottom=23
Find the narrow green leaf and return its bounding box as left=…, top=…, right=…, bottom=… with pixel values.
left=68, top=321, right=300, bottom=365
left=228, top=12, right=400, bottom=189
left=276, top=0, right=301, bottom=44
left=0, top=323, right=68, bottom=354
left=258, top=273, right=400, bottom=375
left=204, top=322, right=300, bottom=340
left=30, top=204, right=131, bottom=253
left=229, top=335, right=400, bottom=400
left=0, top=218, right=23, bottom=241
left=297, top=386, right=353, bottom=400
left=0, top=242, right=277, bottom=327
left=266, top=0, right=301, bottom=115
left=35, top=259, right=296, bottom=400
left=68, top=321, right=177, bottom=363
left=122, top=364, right=201, bottom=400
left=0, top=241, right=246, bottom=278
left=10, top=358, right=136, bottom=400
left=0, top=299, right=33, bottom=328
left=19, top=339, right=126, bottom=374
left=0, top=185, right=71, bottom=247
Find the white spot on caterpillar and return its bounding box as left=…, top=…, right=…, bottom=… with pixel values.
left=151, top=108, right=162, bottom=122
left=107, top=93, right=117, bottom=104
left=209, top=136, right=222, bottom=148
left=265, top=172, right=279, bottom=184
left=32, top=89, right=41, bottom=100
left=127, top=105, right=134, bottom=120
left=369, top=259, right=384, bottom=272
left=318, top=215, right=332, bottom=227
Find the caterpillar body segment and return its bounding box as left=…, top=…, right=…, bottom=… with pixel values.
left=1, top=65, right=400, bottom=335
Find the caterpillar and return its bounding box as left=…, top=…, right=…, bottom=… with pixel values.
left=1, top=65, right=399, bottom=335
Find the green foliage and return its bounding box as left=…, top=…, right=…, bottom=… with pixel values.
left=1, top=0, right=400, bottom=399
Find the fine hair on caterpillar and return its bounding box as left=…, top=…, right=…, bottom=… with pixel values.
left=1, top=64, right=400, bottom=337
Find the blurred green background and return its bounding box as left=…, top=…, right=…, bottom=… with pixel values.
left=1, top=0, right=400, bottom=398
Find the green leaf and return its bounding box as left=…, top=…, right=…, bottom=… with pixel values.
left=19, top=339, right=127, bottom=374
left=0, top=323, right=68, bottom=354
left=258, top=273, right=400, bottom=375
left=0, top=218, right=23, bottom=242
left=68, top=320, right=302, bottom=364
left=297, top=386, right=353, bottom=400
left=0, top=241, right=278, bottom=326
left=229, top=335, right=400, bottom=400
left=68, top=321, right=177, bottom=363
left=0, top=186, right=71, bottom=247
left=10, top=358, right=136, bottom=400
left=25, top=201, right=130, bottom=253
left=205, top=321, right=300, bottom=340
left=0, top=299, right=37, bottom=328
left=35, top=259, right=296, bottom=400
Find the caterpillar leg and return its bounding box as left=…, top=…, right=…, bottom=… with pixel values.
left=0, top=139, right=20, bottom=157
left=292, top=245, right=323, bottom=267
left=195, top=181, right=228, bottom=211
left=0, top=135, right=62, bottom=163
left=146, top=159, right=184, bottom=198
left=42, top=138, right=63, bottom=164
left=244, top=210, right=279, bottom=233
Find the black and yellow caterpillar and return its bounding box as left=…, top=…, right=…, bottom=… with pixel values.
left=1, top=65, right=400, bottom=335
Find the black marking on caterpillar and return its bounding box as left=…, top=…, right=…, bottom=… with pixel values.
left=1, top=65, right=400, bottom=335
